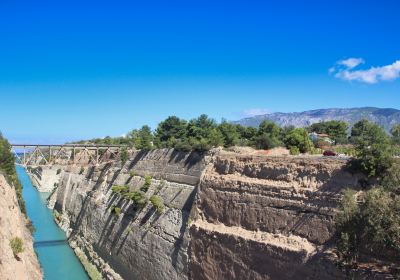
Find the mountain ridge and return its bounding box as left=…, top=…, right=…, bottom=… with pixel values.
left=234, top=107, right=400, bottom=131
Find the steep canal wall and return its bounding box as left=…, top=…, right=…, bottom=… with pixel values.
left=0, top=174, right=42, bottom=280
left=30, top=148, right=387, bottom=280
left=50, top=149, right=205, bottom=280
left=190, top=152, right=365, bottom=280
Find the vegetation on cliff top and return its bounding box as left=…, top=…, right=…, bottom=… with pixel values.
left=0, top=133, right=26, bottom=214
left=336, top=122, right=400, bottom=267
left=76, top=115, right=399, bottom=158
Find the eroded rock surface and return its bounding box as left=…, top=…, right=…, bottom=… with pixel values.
left=0, top=175, right=42, bottom=280
left=190, top=151, right=365, bottom=280
left=28, top=165, right=63, bottom=192
left=32, top=148, right=391, bottom=280
left=51, top=149, right=205, bottom=280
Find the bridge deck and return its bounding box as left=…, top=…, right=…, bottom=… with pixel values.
left=11, top=144, right=126, bottom=149
left=10, top=144, right=128, bottom=166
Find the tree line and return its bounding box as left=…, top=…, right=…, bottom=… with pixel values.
left=78, top=114, right=400, bottom=156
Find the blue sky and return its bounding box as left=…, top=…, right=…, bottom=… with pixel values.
left=0, top=0, right=399, bottom=143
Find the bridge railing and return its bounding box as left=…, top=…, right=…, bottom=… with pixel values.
left=11, top=144, right=129, bottom=166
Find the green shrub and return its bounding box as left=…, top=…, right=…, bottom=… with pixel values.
left=150, top=195, right=164, bottom=213
left=362, top=188, right=400, bottom=253
left=335, top=189, right=360, bottom=262
left=129, top=171, right=136, bottom=177
left=174, top=140, right=192, bottom=152
left=79, top=167, right=85, bottom=175
left=336, top=187, right=400, bottom=263
left=10, top=237, right=24, bottom=257
left=289, top=146, right=300, bottom=155
left=110, top=205, right=122, bottom=216
left=56, top=168, right=62, bottom=175
left=111, top=185, right=129, bottom=195
left=120, top=147, right=128, bottom=164
left=309, top=147, right=323, bottom=155
left=334, top=145, right=356, bottom=156
left=145, top=175, right=152, bottom=185
left=392, top=145, right=400, bottom=157
left=140, top=175, right=152, bottom=192
left=352, top=120, right=393, bottom=177
left=284, top=128, right=314, bottom=153
left=125, top=191, right=147, bottom=208
left=381, top=162, right=400, bottom=193
left=53, top=209, right=62, bottom=223
left=114, top=207, right=121, bottom=216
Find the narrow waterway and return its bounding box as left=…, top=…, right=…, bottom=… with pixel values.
left=17, top=166, right=89, bottom=280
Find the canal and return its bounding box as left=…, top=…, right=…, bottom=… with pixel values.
left=17, top=166, right=89, bottom=280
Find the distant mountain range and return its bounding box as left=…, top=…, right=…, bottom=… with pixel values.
left=234, top=107, right=400, bottom=132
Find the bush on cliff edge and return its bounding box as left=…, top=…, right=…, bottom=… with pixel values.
left=0, top=133, right=26, bottom=214
left=336, top=158, right=400, bottom=264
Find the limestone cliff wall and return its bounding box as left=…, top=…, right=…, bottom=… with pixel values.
left=28, top=165, right=63, bottom=192
left=51, top=149, right=206, bottom=280
left=0, top=174, right=42, bottom=280
left=34, top=149, right=387, bottom=280
left=190, top=152, right=365, bottom=280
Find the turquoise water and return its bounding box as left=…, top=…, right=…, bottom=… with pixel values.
left=17, top=166, right=89, bottom=280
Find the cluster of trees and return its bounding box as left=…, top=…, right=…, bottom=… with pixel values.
left=349, top=120, right=394, bottom=177
left=336, top=163, right=400, bottom=265
left=81, top=115, right=315, bottom=153
left=0, top=133, right=25, bottom=214
left=391, top=124, right=400, bottom=144
left=307, top=120, right=348, bottom=144
left=335, top=120, right=399, bottom=266
left=78, top=116, right=400, bottom=159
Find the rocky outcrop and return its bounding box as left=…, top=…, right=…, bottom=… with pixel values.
left=189, top=151, right=365, bottom=280
left=28, top=165, right=63, bottom=192
left=0, top=174, right=42, bottom=280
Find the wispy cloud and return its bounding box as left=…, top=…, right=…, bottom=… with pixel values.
left=241, top=108, right=271, bottom=117
left=330, top=58, right=400, bottom=84
left=337, top=58, right=365, bottom=69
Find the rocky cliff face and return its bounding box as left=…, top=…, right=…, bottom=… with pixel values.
left=50, top=149, right=206, bottom=280
left=190, top=151, right=365, bottom=280
left=32, top=148, right=388, bottom=280
left=28, top=165, right=63, bottom=192
left=0, top=174, right=42, bottom=280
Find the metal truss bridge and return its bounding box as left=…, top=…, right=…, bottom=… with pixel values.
left=11, top=144, right=128, bottom=166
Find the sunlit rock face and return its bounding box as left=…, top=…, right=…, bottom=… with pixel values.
left=38, top=148, right=388, bottom=280
left=189, top=151, right=365, bottom=280
left=51, top=149, right=206, bottom=280
left=0, top=175, right=42, bottom=280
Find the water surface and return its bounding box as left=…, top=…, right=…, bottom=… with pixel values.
left=18, top=166, right=88, bottom=280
